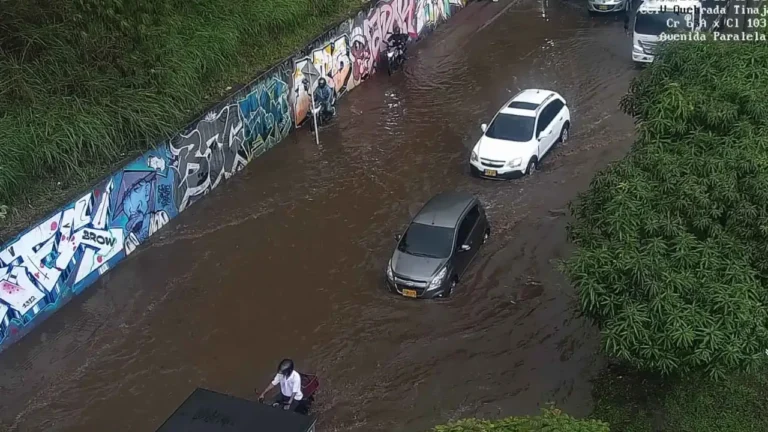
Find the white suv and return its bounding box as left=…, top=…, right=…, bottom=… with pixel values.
left=469, top=89, right=570, bottom=179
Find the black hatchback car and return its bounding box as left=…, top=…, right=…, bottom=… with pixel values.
left=386, top=191, right=490, bottom=299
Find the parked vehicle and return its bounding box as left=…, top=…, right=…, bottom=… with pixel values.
left=630, top=0, right=703, bottom=64
left=469, top=89, right=570, bottom=179
left=386, top=192, right=490, bottom=299
left=587, top=0, right=629, bottom=13
left=155, top=374, right=320, bottom=432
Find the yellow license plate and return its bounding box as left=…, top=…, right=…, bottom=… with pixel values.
left=484, top=169, right=497, bottom=177
left=402, top=289, right=417, bottom=298
left=599, top=5, right=607, bottom=9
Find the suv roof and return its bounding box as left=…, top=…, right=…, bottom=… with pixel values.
left=412, top=191, right=477, bottom=229
left=499, top=89, right=561, bottom=117
left=512, top=89, right=555, bottom=105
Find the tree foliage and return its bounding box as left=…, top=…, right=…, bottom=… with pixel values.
left=431, top=407, right=609, bottom=432
left=563, top=40, right=768, bottom=378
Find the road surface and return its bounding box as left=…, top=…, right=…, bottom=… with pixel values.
left=0, top=1, right=638, bottom=431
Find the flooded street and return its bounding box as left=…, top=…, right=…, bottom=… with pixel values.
left=0, top=1, right=638, bottom=431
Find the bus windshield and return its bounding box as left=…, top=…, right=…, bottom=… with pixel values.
left=634, top=10, right=700, bottom=35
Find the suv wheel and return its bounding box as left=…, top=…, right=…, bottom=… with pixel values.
left=525, top=158, right=537, bottom=176
left=559, top=122, right=570, bottom=143
left=442, top=278, right=457, bottom=298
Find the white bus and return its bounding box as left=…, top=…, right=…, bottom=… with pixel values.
left=631, top=0, right=704, bottom=64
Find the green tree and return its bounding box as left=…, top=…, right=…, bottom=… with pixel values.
left=431, top=407, right=609, bottom=432
left=563, top=40, right=768, bottom=378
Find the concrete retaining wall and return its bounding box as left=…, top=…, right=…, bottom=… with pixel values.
left=0, top=0, right=467, bottom=354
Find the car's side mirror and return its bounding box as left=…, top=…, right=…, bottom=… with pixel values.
left=395, top=234, right=402, bottom=241
left=480, top=123, right=487, bottom=133
left=459, top=244, right=471, bottom=252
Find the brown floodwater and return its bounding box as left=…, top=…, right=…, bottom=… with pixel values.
left=0, top=1, right=639, bottom=431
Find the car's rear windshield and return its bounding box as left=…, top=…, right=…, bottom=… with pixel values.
left=485, top=113, right=535, bottom=142
left=398, top=223, right=454, bottom=259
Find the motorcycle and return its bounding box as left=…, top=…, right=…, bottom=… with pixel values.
left=302, top=78, right=337, bottom=132
left=386, top=42, right=406, bottom=75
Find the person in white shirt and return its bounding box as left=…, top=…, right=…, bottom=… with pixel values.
left=257, top=359, right=304, bottom=412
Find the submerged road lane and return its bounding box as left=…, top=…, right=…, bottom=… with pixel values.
left=0, top=1, right=638, bottom=431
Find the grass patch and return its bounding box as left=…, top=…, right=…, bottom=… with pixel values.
left=0, top=0, right=364, bottom=238
left=591, top=363, right=768, bottom=431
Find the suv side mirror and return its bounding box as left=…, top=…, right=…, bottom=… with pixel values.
left=459, top=244, right=471, bottom=252
left=480, top=123, right=487, bottom=133
left=395, top=234, right=402, bottom=241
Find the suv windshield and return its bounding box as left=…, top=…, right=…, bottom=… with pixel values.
left=635, top=11, right=698, bottom=35
left=485, top=113, right=535, bottom=142
left=397, top=223, right=454, bottom=258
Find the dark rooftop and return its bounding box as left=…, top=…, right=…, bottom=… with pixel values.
left=507, top=101, right=539, bottom=110
left=155, top=388, right=316, bottom=432
left=412, top=191, right=476, bottom=228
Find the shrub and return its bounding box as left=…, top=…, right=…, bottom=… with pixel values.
left=563, top=40, right=768, bottom=378
left=431, top=407, right=610, bottom=432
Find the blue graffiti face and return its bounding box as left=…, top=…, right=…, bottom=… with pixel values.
left=123, top=180, right=153, bottom=241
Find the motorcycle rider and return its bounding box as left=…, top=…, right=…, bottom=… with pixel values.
left=257, top=358, right=304, bottom=411
left=386, top=24, right=408, bottom=59
left=312, top=77, right=335, bottom=120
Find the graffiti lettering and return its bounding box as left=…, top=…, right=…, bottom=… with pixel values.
left=0, top=182, right=124, bottom=295
left=290, top=0, right=460, bottom=124
left=238, top=76, right=292, bottom=158
left=82, top=230, right=117, bottom=247
left=0, top=147, right=180, bottom=346
left=293, top=36, right=354, bottom=124
left=170, top=105, right=247, bottom=212
left=362, top=0, right=417, bottom=74
left=157, top=184, right=172, bottom=209
left=21, top=296, right=36, bottom=310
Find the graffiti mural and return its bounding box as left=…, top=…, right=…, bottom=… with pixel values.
left=238, top=73, right=293, bottom=159
left=293, top=0, right=442, bottom=124
left=170, top=104, right=247, bottom=212
left=350, top=0, right=420, bottom=84
left=0, top=0, right=464, bottom=353
left=114, top=153, right=176, bottom=255
left=293, top=35, right=354, bottom=125
left=0, top=180, right=123, bottom=343
left=0, top=150, right=177, bottom=345
left=350, top=26, right=373, bottom=83
left=362, top=0, right=418, bottom=72
left=418, top=0, right=454, bottom=32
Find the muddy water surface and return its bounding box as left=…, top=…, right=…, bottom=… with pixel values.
left=0, top=1, right=638, bottom=431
